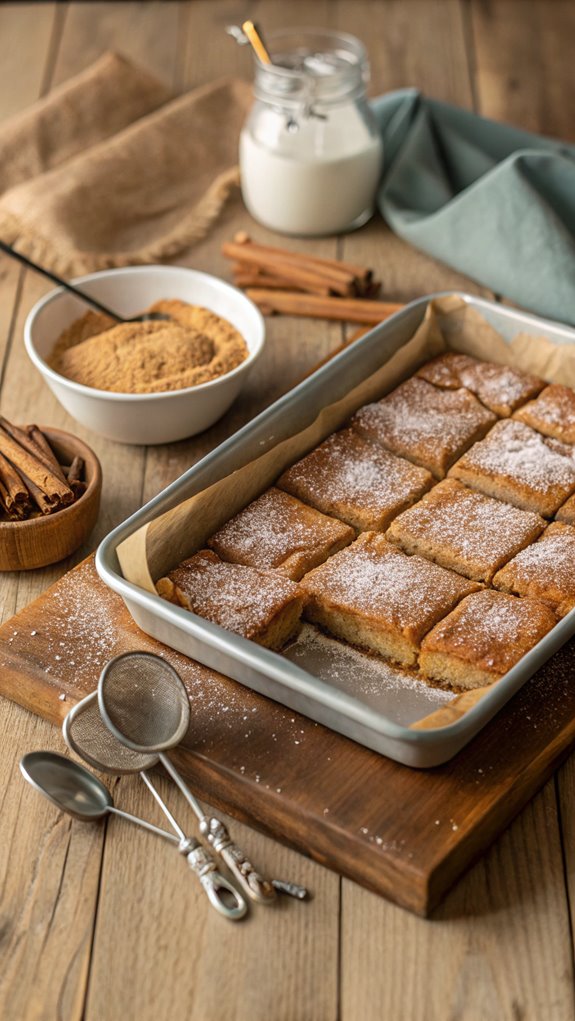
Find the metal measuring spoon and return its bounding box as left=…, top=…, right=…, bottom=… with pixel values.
left=20, top=750, right=247, bottom=922
left=0, top=240, right=170, bottom=324
left=98, top=652, right=308, bottom=905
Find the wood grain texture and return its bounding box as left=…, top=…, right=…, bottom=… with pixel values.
left=2, top=557, right=575, bottom=919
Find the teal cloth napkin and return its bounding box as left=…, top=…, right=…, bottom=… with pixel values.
left=372, top=89, right=575, bottom=326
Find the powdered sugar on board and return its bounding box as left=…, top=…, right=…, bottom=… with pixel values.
left=283, top=624, right=454, bottom=725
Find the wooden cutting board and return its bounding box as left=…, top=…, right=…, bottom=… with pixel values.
left=2, top=555, right=574, bottom=917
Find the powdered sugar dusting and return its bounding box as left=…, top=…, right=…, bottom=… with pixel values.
left=302, top=534, right=475, bottom=634
left=278, top=428, right=430, bottom=526
left=166, top=552, right=300, bottom=638
left=388, top=479, right=543, bottom=578
left=418, top=353, right=543, bottom=414
left=454, top=420, right=575, bottom=491
left=351, top=377, right=495, bottom=475
left=516, top=384, right=575, bottom=442
left=208, top=488, right=351, bottom=570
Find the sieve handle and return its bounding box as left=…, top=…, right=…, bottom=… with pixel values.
left=202, top=817, right=276, bottom=905
left=185, top=842, right=247, bottom=921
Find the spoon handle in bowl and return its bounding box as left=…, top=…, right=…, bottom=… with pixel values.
left=0, top=240, right=122, bottom=321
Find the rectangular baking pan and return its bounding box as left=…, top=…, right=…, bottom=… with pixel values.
left=96, top=293, right=575, bottom=768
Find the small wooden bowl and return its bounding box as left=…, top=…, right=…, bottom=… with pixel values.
left=0, top=427, right=102, bottom=571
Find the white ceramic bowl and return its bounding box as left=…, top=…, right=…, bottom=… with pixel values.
left=24, top=265, right=265, bottom=445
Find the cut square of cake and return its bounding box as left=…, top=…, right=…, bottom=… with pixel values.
left=448, top=419, right=575, bottom=517
left=207, top=487, right=354, bottom=581
left=557, top=492, right=575, bottom=525
left=386, top=479, right=545, bottom=582
left=493, top=522, right=575, bottom=618
left=300, top=532, right=480, bottom=666
left=156, top=550, right=304, bottom=649
left=419, top=589, right=557, bottom=690
left=417, top=352, right=544, bottom=417
left=277, top=427, right=433, bottom=532
left=513, top=384, right=575, bottom=444
left=350, top=376, right=496, bottom=478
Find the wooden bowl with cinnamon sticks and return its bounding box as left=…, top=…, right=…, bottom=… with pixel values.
left=0, top=418, right=102, bottom=571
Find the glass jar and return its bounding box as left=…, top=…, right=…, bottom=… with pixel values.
left=239, top=29, right=383, bottom=237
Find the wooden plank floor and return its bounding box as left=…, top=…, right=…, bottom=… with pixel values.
left=0, top=2, right=574, bottom=1018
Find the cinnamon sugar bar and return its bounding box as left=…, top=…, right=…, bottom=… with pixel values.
left=419, top=589, right=557, bottom=689
left=350, top=377, right=496, bottom=478
left=514, top=384, right=575, bottom=444
left=493, top=521, right=575, bottom=617
left=300, top=532, right=479, bottom=666
left=156, top=550, right=304, bottom=649
left=207, top=487, right=354, bottom=581
left=417, top=352, right=543, bottom=417
left=277, top=428, right=433, bottom=532
left=386, top=479, right=545, bottom=582
left=449, top=419, right=575, bottom=517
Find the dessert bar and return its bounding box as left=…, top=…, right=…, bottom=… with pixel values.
left=277, top=427, right=433, bottom=532
left=300, top=532, right=479, bottom=666
left=493, top=522, right=575, bottom=618
left=386, top=479, right=545, bottom=583
left=417, top=352, right=543, bottom=417
left=419, top=589, right=557, bottom=690
left=514, top=384, right=575, bottom=444
left=449, top=419, right=575, bottom=517
left=350, top=376, right=496, bottom=478
left=207, top=487, right=354, bottom=581
left=156, top=550, right=304, bottom=649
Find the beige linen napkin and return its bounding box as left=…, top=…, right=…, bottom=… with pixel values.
left=0, top=55, right=251, bottom=276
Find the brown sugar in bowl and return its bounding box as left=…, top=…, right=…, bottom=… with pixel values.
left=0, top=427, right=102, bottom=571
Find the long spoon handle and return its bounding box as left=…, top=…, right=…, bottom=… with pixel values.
left=0, top=239, right=122, bottom=321
left=160, top=753, right=276, bottom=905
left=108, top=805, right=180, bottom=843
left=139, top=768, right=247, bottom=921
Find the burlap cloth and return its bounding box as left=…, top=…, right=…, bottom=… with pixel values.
left=0, top=53, right=251, bottom=276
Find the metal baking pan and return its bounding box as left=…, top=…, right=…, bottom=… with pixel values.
left=96, top=293, right=575, bottom=768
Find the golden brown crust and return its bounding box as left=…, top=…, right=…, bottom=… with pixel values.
left=300, top=532, right=480, bottom=666
left=514, top=384, right=575, bottom=443
left=417, top=353, right=543, bottom=416
left=207, top=487, right=354, bottom=581
left=277, top=428, right=433, bottom=532
left=156, top=549, right=304, bottom=649
left=350, top=377, right=496, bottom=478
left=419, top=590, right=557, bottom=689
left=492, top=521, right=575, bottom=617
left=386, top=479, right=545, bottom=582
left=449, top=419, right=575, bottom=517
left=557, top=492, right=575, bottom=525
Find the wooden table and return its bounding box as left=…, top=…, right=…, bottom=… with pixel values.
left=1, top=2, right=574, bottom=1018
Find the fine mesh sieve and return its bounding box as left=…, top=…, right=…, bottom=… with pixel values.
left=62, top=690, right=247, bottom=921
left=98, top=651, right=190, bottom=752
left=97, top=651, right=281, bottom=905
left=63, top=692, right=159, bottom=775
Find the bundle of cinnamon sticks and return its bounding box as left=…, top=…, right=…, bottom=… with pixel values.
left=0, top=417, right=85, bottom=521
left=223, top=233, right=404, bottom=325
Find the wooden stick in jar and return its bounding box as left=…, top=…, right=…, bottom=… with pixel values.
left=245, top=289, right=405, bottom=324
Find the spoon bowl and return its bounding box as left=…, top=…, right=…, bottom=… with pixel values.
left=20, top=750, right=113, bottom=820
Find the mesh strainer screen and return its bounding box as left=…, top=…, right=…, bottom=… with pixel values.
left=99, top=652, right=190, bottom=752
left=64, top=693, right=158, bottom=774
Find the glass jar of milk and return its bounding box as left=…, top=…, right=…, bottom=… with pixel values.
left=240, top=29, right=383, bottom=236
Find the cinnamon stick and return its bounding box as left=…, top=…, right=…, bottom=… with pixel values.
left=222, top=241, right=355, bottom=296
left=13, top=466, right=58, bottom=515
left=65, top=456, right=86, bottom=498
left=231, top=234, right=376, bottom=294
left=245, top=289, right=405, bottom=325
left=0, top=450, right=29, bottom=509
left=26, top=424, right=68, bottom=483
left=0, top=426, right=73, bottom=505
left=233, top=271, right=306, bottom=292
left=0, top=416, right=68, bottom=485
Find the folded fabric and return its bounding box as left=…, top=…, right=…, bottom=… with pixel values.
left=373, top=89, right=575, bottom=325
left=0, top=56, right=251, bottom=276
